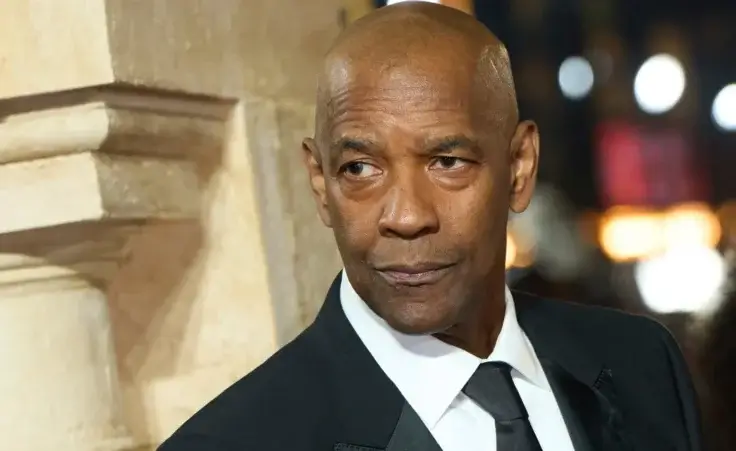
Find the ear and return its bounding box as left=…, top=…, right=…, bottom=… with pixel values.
left=508, top=120, right=540, bottom=214
left=302, top=137, right=332, bottom=228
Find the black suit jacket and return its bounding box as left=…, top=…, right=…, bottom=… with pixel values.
left=159, top=273, right=703, bottom=451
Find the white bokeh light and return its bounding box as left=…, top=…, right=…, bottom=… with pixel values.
left=634, top=246, right=727, bottom=314
left=634, top=54, right=686, bottom=115
left=712, top=84, right=736, bottom=132
left=558, top=56, right=595, bottom=100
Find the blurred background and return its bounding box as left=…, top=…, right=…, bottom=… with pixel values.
left=364, top=0, right=736, bottom=447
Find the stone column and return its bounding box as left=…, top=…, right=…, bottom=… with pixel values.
left=0, top=227, right=136, bottom=450
left=1, top=1, right=346, bottom=449
left=0, top=88, right=219, bottom=449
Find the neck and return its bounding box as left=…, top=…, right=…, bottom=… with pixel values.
left=433, top=277, right=507, bottom=358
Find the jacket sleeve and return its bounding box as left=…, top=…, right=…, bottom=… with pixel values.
left=657, top=323, right=704, bottom=451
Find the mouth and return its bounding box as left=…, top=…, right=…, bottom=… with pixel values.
left=375, top=262, right=455, bottom=287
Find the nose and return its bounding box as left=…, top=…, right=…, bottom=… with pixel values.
left=378, top=173, right=439, bottom=239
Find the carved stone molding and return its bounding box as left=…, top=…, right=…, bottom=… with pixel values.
left=0, top=222, right=143, bottom=291
left=0, top=85, right=233, bottom=164
left=0, top=86, right=234, bottom=235
left=0, top=85, right=236, bottom=451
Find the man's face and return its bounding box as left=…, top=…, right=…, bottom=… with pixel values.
left=304, top=58, right=537, bottom=335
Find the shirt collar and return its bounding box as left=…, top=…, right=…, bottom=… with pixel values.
left=339, top=270, right=548, bottom=429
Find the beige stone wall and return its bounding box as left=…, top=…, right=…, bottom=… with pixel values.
left=0, top=1, right=347, bottom=449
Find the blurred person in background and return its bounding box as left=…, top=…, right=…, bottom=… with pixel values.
left=160, top=2, right=703, bottom=450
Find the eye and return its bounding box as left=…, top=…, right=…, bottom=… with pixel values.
left=431, top=156, right=469, bottom=170
left=340, top=161, right=381, bottom=178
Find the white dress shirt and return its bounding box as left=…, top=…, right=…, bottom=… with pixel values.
left=340, top=271, right=575, bottom=451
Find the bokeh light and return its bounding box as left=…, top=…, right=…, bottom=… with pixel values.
left=712, top=83, right=736, bottom=132
left=634, top=54, right=686, bottom=114
left=635, top=246, right=728, bottom=314
left=558, top=56, right=595, bottom=100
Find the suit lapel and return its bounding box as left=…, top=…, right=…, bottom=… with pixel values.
left=542, top=359, right=632, bottom=451
left=514, top=292, right=633, bottom=451
left=385, top=402, right=443, bottom=451
left=333, top=402, right=442, bottom=451
left=313, top=273, right=439, bottom=451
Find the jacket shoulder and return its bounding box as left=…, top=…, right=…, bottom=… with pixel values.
left=514, top=290, right=679, bottom=365
left=159, top=327, right=331, bottom=450
left=516, top=290, right=670, bottom=338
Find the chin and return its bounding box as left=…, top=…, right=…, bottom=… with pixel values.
left=358, top=276, right=468, bottom=335
left=382, top=303, right=458, bottom=335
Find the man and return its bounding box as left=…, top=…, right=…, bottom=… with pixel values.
left=159, top=2, right=703, bottom=450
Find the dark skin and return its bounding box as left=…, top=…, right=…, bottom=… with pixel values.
left=302, top=2, right=540, bottom=358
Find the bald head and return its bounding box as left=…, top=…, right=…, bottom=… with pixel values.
left=315, top=1, right=518, bottom=145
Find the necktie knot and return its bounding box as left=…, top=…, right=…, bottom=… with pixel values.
left=462, top=362, right=543, bottom=449
left=463, top=361, right=529, bottom=422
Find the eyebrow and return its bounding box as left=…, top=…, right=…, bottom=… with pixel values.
left=326, top=137, right=380, bottom=166
left=330, top=137, right=376, bottom=152
left=424, top=135, right=481, bottom=156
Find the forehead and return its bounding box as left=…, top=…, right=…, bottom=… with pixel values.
left=325, top=56, right=480, bottom=126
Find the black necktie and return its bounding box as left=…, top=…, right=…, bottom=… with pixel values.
left=463, top=362, right=543, bottom=451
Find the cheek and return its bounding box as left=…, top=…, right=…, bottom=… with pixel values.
left=439, top=179, right=506, bottom=244
left=328, top=201, right=379, bottom=258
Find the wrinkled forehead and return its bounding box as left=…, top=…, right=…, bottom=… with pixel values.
left=322, top=53, right=486, bottom=121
